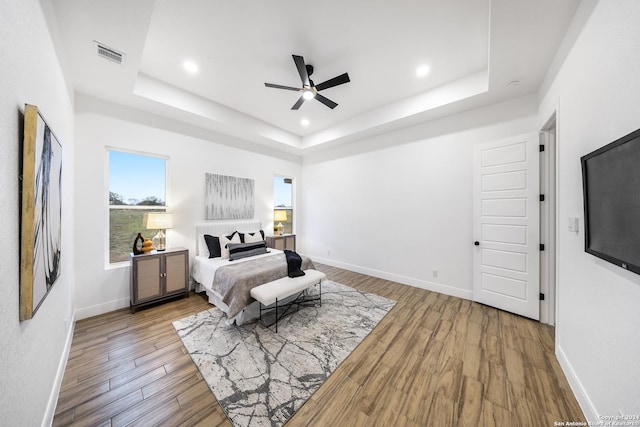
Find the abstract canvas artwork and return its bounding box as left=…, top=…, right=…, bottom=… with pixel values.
left=20, top=104, right=63, bottom=320
left=205, top=173, right=254, bottom=220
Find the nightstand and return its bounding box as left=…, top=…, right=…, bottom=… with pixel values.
left=266, top=234, right=296, bottom=251
left=130, top=247, right=189, bottom=312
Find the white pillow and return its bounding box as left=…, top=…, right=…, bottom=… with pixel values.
left=219, top=233, right=241, bottom=259
left=243, top=230, right=264, bottom=243
left=198, top=235, right=209, bottom=257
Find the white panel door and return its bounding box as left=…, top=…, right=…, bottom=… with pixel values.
left=473, top=133, right=540, bottom=320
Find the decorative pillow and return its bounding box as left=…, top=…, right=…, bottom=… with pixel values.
left=203, top=234, right=222, bottom=258
left=219, top=232, right=241, bottom=259
left=228, top=241, right=268, bottom=261
left=240, top=230, right=265, bottom=243
left=198, top=235, right=209, bottom=257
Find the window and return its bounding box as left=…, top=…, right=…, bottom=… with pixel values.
left=108, top=150, right=167, bottom=264
left=273, top=176, right=293, bottom=234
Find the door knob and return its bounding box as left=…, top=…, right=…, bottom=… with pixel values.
left=474, top=241, right=480, bottom=246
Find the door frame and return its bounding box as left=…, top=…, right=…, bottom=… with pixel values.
left=540, top=111, right=559, bottom=326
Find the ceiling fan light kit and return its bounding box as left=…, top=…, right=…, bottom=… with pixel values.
left=302, top=87, right=316, bottom=100
left=265, top=54, right=350, bottom=110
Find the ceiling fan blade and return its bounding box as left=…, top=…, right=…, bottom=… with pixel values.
left=315, top=93, right=338, bottom=109
left=265, top=82, right=300, bottom=91
left=291, top=95, right=306, bottom=110
left=315, top=73, right=350, bottom=91
left=292, top=55, right=310, bottom=87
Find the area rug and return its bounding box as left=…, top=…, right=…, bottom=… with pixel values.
left=172, top=280, right=396, bottom=427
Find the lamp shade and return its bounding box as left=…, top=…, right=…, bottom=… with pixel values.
left=146, top=212, right=173, bottom=230
left=274, top=210, right=288, bottom=222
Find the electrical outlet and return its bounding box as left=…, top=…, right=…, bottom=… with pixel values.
left=432, top=269, right=438, bottom=278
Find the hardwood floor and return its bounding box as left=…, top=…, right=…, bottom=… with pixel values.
left=54, top=264, right=585, bottom=426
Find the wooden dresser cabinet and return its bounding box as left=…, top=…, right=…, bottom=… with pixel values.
left=130, top=247, right=189, bottom=312
left=266, top=234, right=296, bottom=251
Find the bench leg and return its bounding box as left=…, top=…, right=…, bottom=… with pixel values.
left=258, top=281, right=324, bottom=333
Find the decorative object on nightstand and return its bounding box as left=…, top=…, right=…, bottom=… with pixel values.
left=132, top=232, right=145, bottom=255
left=130, top=247, right=189, bottom=312
left=141, top=238, right=154, bottom=253
left=146, top=212, right=173, bottom=251
left=266, top=234, right=296, bottom=251
left=274, top=210, right=287, bottom=236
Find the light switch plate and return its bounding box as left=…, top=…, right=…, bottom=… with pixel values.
left=568, top=216, right=579, bottom=233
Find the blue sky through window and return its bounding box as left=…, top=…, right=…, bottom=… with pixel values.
left=274, top=176, right=292, bottom=208
left=109, top=150, right=166, bottom=204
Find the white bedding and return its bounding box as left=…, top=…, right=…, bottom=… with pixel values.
left=192, top=249, right=283, bottom=293
left=192, top=221, right=286, bottom=324
left=193, top=250, right=291, bottom=325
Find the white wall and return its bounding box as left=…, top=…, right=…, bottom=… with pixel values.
left=538, top=0, right=640, bottom=420
left=73, top=94, right=303, bottom=319
left=5, top=1, right=636, bottom=423
left=0, top=0, right=76, bottom=425
left=302, top=95, right=537, bottom=298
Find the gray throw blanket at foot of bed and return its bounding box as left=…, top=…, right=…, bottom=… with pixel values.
left=213, top=253, right=315, bottom=318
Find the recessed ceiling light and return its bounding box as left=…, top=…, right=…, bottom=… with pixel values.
left=507, top=80, right=521, bottom=88
left=301, top=118, right=310, bottom=126
left=416, top=64, right=430, bottom=77
left=183, top=60, right=198, bottom=74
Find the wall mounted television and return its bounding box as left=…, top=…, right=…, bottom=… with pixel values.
left=581, top=127, right=640, bottom=275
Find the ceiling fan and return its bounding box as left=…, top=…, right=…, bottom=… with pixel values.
left=264, top=55, right=350, bottom=110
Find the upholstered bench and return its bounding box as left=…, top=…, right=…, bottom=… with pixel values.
left=250, top=269, right=326, bottom=332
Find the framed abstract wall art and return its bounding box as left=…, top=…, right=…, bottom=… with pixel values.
left=204, top=173, right=254, bottom=220
left=20, top=104, right=63, bottom=320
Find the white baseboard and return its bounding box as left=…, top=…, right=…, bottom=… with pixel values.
left=312, top=256, right=473, bottom=301
left=41, top=311, right=76, bottom=427
left=556, top=344, right=598, bottom=423
left=74, top=297, right=130, bottom=321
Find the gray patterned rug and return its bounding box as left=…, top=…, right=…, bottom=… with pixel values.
left=173, top=280, right=396, bottom=427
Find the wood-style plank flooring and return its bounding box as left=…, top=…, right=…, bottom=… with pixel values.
left=54, top=264, right=585, bottom=426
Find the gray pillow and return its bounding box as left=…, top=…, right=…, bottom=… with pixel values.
left=228, top=241, right=268, bottom=261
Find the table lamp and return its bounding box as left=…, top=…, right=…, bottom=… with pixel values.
left=274, top=210, right=287, bottom=236
left=146, top=212, right=173, bottom=251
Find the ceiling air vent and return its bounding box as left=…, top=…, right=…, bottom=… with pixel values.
left=94, top=41, right=125, bottom=65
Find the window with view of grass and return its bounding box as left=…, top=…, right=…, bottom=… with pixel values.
left=274, top=176, right=293, bottom=234
left=108, top=150, right=167, bottom=264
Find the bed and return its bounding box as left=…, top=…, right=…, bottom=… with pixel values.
left=192, top=221, right=316, bottom=325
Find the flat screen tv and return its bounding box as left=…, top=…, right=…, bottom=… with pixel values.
left=581, top=127, right=640, bottom=275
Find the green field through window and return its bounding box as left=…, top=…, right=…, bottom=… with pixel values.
left=109, top=150, right=166, bottom=263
